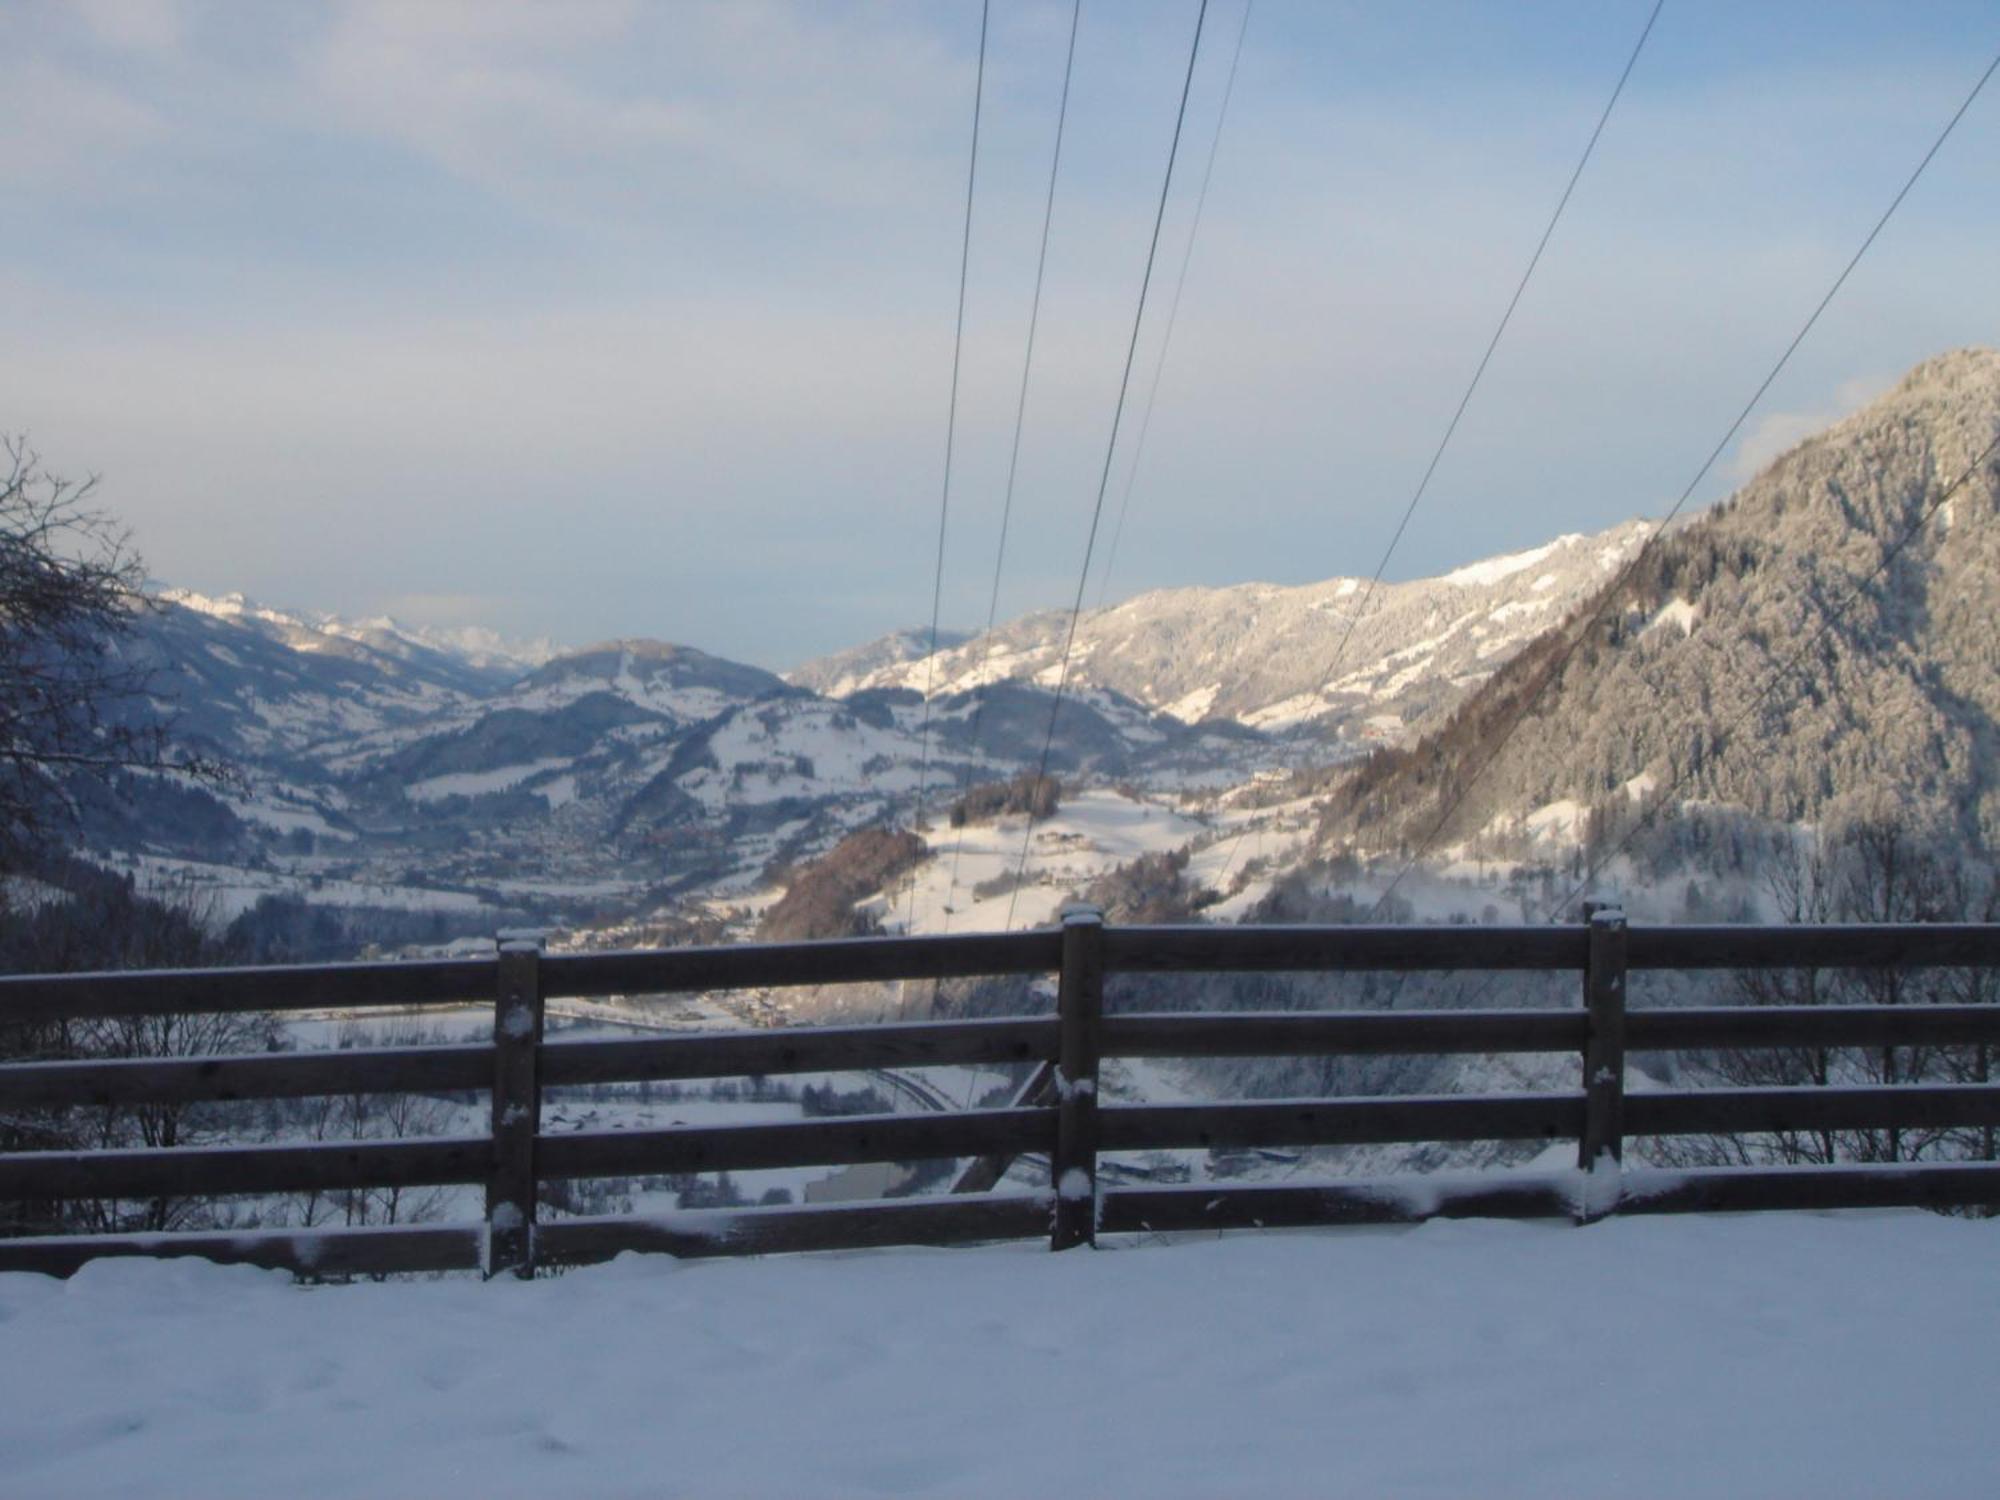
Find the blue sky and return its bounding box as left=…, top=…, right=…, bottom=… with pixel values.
left=5, top=0, right=1997, bottom=668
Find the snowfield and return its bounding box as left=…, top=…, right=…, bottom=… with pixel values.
left=5, top=1211, right=1997, bottom=1498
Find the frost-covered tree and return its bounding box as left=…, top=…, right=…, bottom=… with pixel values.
left=1658, top=818, right=1998, bottom=1171
left=1312, top=350, right=2000, bottom=879
left=0, top=442, right=249, bottom=1233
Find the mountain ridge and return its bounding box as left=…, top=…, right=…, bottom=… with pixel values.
left=789, top=519, right=1656, bottom=745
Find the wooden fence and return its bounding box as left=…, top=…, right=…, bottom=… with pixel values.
left=3, top=907, right=2000, bottom=1279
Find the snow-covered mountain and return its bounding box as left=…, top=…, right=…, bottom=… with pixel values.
left=159, top=590, right=553, bottom=675
left=97, top=592, right=1273, bottom=929
left=138, top=592, right=511, bottom=760
left=786, top=626, right=972, bottom=698
left=134, top=512, right=1670, bottom=863
left=1309, top=347, right=2000, bottom=890
left=789, top=521, right=1654, bottom=745
left=498, top=640, right=792, bottom=721
left=105, top=349, right=2000, bottom=942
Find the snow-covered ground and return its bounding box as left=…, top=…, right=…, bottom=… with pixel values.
left=5, top=1211, right=1996, bottom=1498
left=101, top=852, right=496, bottom=923
left=891, top=787, right=1210, bottom=934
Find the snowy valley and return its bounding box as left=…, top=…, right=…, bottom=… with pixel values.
left=97, top=502, right=1665, bottom=953
left=14, top=8, right=2000, bottom=1494
left=14, top=348, right=1994, bottom=1206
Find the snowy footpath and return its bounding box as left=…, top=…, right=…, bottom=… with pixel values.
left=4, top=1211, right=1996, bottom=1498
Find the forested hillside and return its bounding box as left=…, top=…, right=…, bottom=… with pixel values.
left=1312, top=349, right=2000, bottom=879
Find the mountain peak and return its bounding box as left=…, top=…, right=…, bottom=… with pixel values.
left=156, top=587, right=556, bottom=674
left=1896, top=344, right=1999, bottom=394
left=157, top=588, right=301, bottom=630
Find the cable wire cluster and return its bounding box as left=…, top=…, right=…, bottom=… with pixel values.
left=890, top=1, right=1998, bottom=951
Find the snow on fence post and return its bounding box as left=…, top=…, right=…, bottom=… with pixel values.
left=1051, top=904, right=1105, bottom=1251
left=1577, top=903, right=1628, bottom=1224
left=488, top=929, right=547, bottom=1279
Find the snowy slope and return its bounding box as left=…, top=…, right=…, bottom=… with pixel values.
left=139, top=593, right=507, bottom=760
left=5, top=1212, right=1996, bottom=1498
left=497, top=639, right=792, bottom=722
left=890, top=785, right=1214, bottom=934
left=786, top=625, right=973, bottom=697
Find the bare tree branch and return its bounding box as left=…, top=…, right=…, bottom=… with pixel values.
left=0, top=437, right=225, bottom=865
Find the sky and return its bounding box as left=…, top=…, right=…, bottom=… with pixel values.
left=5, top=0, right=1998, bottom=670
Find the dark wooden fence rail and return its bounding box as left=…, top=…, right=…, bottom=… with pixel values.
left=4, top=909, right=2000, bottom=1279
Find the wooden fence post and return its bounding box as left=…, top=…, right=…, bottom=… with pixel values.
left=1578, top=903, right=1627, bottom=1224
left=1051, top=904, right=1105, bottom=1251
left=488, top=929, right=546, bottom=1279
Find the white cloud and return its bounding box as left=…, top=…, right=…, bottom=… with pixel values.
left=1727, top=376, right=1892, bottom=484
left=309, top=0, right=698, bottom=205
left=71, top=0, right=183, bottom=53
left=0, top=57, right=167, bottom=187
left=303, top=0, right=969, bottom=220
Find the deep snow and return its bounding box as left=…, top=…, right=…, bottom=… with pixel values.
left=4, top=1211, right=1996, bottom=1498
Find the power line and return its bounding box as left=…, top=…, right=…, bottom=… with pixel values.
left=1094, top=0, right=1255, bottom=611
left=1312, top=0, right=1665, bottom=709
left=1208, top=0, right=1663, bottom=899
left=936, top=0, right=1085, bottom=942
left=1004, top=0, right=1213, bottom=931
left=1365, top=41, right=2000, bottom=921
left=906, top=0, right=990, bottom=935
left=1550, top=426, right=2000, bottom=920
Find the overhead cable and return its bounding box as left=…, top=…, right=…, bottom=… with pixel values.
left=1004, top=0, right=1214, bottom=930
left=936, top=0, right=1085, bottom=940
left=906, top=0, right=991, bottom=935
left=1094, top=0, right=1256, bottom=610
